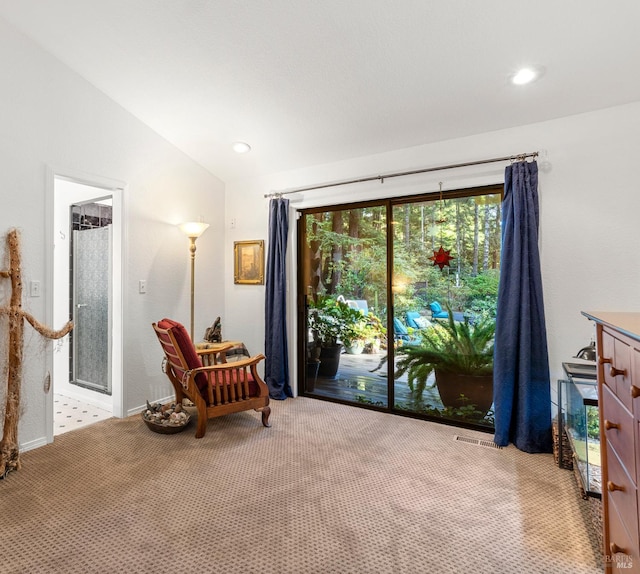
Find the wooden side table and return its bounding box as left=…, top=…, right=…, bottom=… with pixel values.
left=195, top=340, right=250, bottom=365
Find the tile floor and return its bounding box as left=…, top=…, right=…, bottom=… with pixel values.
left=53, top=394, right=112, bottom=435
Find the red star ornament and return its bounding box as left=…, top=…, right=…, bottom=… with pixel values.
left=429, top=246, right=454, bottom=270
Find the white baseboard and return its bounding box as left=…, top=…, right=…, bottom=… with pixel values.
left=21, top=436, right=49, bottom=453
left=128, top=395, right=175, bottom=418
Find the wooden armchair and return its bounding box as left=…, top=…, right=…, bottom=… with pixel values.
left=152, top=318, right=271, bottom=438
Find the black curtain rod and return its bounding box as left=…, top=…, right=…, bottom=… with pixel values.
left=264, top=151, right=538, bottom=198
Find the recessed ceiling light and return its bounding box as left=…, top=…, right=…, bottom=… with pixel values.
left=232, top=141, right=251, bottom=154
left=511, top=67, right=539, bottom=86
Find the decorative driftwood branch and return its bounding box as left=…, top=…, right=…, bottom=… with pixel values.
left=0, top=229, right=73, bottom=478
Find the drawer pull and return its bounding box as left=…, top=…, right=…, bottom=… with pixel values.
left=600, top=357, right=612, bottom=365
left=604, top=420, right=619, bottom=431
left=610, top=542, right=628, bottom=555
left=607, top=480, right=625, bottom=492
left=631, top=385, right=640, bottom=399
left=609, top=366, right=627, bottom=378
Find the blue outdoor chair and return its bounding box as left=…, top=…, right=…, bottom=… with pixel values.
left=393, top=317, right=421, bottom=344
left=345, top=299, right=369, bottom=315
left=429, top=301, right=465, bottom=322
left=393, top=317, right=410, bottom=341
left=406, top=311, right=432, bottom=330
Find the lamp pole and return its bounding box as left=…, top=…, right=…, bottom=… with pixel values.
left=188, top=236, right=197, bottom=341
left=179, top=221, right=209, bottom=342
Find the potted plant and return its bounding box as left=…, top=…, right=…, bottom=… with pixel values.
left=342, top=312, right=387, bottom=355
left=308, top=297, right=364, bottom=377
left=394, top=311, right=495, bottom=414
left=342, top=320, right=368, bottom=355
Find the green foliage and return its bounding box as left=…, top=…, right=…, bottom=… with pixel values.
left=573, top=404, right=600, bottom=441
left=355, top=394, right=495, bottom=426
left=308, top=297, right=367, bottom=346
left=395, top=401, right=495, bottom=426
left=304, top=191, right=502, bottom=335
left=587, top=406, right=599, bottom=440
left=394, top=311, right=495, bottom=401
left=342, top=311, right=387, bottom=347
left=461, top=270, right=500, bottom=317
left=355, top=395, right=386, bottom=407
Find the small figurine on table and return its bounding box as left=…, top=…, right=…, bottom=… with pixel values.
left=204, top=317, right=222, bottom=343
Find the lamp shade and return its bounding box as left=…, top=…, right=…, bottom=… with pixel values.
left=179, top=221, right=210, bottom=238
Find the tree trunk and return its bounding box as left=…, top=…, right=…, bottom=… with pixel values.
left=0, top=230, right=24, bottom=477
left=472, top=202, right=479, bottom=275
left=0, top=229, right=73, bottom=478
left=404, top=205, right=410, bottom=250
left=455, top=201, right=462, bottom=278
left=482, top=203, right=490, bottom=271
left=348, top=209, right=361, bottom=243
left=321, top=211, right=343, bottom=294
left=492, top=203, right=501, bottom=269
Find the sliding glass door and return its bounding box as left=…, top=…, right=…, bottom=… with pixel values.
left=300, top=203, right=389, bottom=406
left=390, top=190, right=501, bottom=429
left=298, top=185, right=502, bottom=431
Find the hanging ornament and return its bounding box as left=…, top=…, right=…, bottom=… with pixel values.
left=429, top=183, right=454, bottom=269
left=429, top=246, right=454, bottom=269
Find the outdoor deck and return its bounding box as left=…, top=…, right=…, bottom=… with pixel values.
left=306, top=350, right=494, bottom=429
left=308, top=351, right=444, bottom=407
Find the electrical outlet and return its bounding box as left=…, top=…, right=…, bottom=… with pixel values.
left=139, top=280, right=147, bottom=294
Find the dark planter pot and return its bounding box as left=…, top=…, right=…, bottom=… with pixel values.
left=306, top=360, right=320, bottom=391
left=318, top=344, right=343, bottom=378
left=435, top=369, right=494, bottom=414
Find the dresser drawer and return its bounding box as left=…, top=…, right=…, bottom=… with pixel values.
left=607, top=441, right=639, bottom=543
left=632, top=346, right=640, bottom=416
left=603, top=384, right=635, bottom=475
left=602, top=327, right=633, bottom=410
left=608, top=502, right=640, bottom=572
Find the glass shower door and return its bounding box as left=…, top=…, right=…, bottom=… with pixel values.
left=72, top=225, right=112, bottom=394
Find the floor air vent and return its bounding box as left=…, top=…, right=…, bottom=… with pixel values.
left=454, top=435, right=502, bottom=449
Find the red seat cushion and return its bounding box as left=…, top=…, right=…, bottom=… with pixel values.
left=210, top=369, right=258, bottom=397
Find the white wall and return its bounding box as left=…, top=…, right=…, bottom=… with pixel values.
left=225, top=102, right=640, bottom=396
left=0, top=18, right=225, bottom=451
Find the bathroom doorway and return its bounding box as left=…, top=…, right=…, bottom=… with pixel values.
left=50, top=174, right=124, bottom=435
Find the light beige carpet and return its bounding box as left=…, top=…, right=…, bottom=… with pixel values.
left=1, top=397, right=602, bottom=573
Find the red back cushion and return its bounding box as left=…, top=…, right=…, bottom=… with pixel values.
left=157, top=318, right=208, bottom=397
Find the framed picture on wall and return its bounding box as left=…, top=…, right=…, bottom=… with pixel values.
left=234, top=240, right=265, bottom=285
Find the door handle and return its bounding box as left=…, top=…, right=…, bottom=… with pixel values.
left=76, top=303, right=88, bottom=308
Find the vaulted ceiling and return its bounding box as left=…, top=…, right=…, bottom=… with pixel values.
left=1, top=1, right=639, bottom=183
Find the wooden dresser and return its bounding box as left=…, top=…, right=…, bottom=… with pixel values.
left=583, top=312, right=640, bottom=572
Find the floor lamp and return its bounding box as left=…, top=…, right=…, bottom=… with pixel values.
left=179, top=221, right=209, bottom=341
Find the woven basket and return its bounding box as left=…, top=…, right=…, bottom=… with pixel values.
left=552, top=416, right=573, bottom=470
left=141, top=410, right=191, bottom=434
left=588, top=496, right=603, bottom=553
